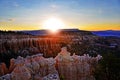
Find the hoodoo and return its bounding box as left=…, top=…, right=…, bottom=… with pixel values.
left=0, top=47, right=102, bottom=80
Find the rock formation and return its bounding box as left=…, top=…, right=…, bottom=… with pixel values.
left=0, top=47, right=102, bottom=80
left=0, top=54, right=60, bottom=80
left=0, top=63, right=8, bottom=76
left=55, top=47, right=102, bottom=80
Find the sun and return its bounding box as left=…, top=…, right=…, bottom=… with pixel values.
left=42, top=17, right=65, bottom=32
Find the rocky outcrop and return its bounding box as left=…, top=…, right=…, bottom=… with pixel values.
left=55, top=47, right=102, bottom=80
left=0, top=54, right=60, bottom=80
left=0, top=63, right=8, bottom=76
left=0, top=30, right=99, bottom=58
left=0, top=47, right=102, bottom=80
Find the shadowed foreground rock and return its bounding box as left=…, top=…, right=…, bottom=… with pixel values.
left=0, top=47, right=102, bottom=80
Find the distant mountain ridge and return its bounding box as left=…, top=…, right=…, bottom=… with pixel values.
left=4, top=29, right=120, bottom=37
left=20, top=29, right=92, bottom=36
left=92, top=30, right=120, bottom=37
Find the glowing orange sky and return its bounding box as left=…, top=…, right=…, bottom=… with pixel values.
left=0, top=22, right=120, bottom=31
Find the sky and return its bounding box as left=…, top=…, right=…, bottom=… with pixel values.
left=0, top=0, right=120, bottom=31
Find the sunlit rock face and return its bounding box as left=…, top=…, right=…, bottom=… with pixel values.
left=11, top=65, right=31, bottom=80
left=0, top=54, right=60, bottom=80
left=0, top=47, right=102, bottom=80
left=55, top=47, right=102, bottom=80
